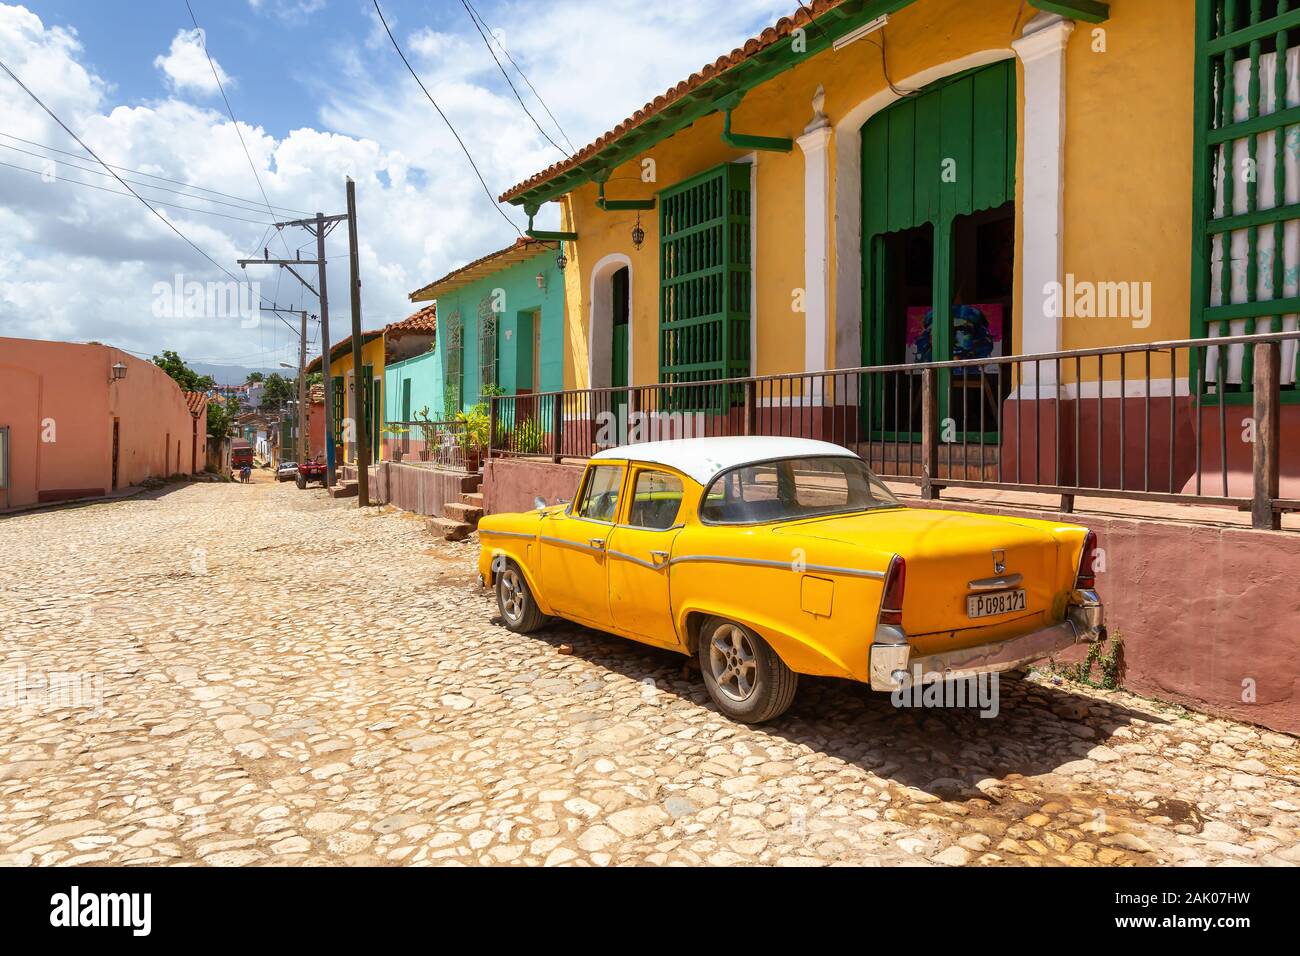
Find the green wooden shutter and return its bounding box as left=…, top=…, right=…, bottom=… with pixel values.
left=332, top=377, right=344, bottom=442
left=1191, top=0, right=1300, bottom=398
left=659, top=162, right=751, bottom=411
left=443, top=315, right=463, bottom=418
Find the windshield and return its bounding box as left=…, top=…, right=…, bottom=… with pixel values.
left=700, top=455, right=901, bottom=525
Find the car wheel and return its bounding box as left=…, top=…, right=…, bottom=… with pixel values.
left=495, top=560, right=546, bottom=633
left=698, top=617, right=797, bottom=724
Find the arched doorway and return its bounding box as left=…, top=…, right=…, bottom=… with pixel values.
left=589, top=254, right=633, bottom=443
left=861, top=58, right=1016, bottom=445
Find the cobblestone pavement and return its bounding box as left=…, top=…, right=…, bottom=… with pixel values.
left=1, top=476, right=1298, bottom=867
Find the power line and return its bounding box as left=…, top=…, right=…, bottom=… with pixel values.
left=184, top=1, right=294, bottom=257
left=463, top=0, right=576, bottom=154
left=0, top=141, right=294, bottom=217
left=0, top=131, right=311, bottom=215
left=0, top=54, right=287, bottom=314
left=372, top=0, right=523, bottom=237
left=0, top=158, right=275, bottom=225
left=459, top=0, right=569, bottom=158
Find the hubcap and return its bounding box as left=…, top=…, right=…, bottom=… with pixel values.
left=708, top=624, right=758, bottom=702
left=499, top=569, right=525, bottom=623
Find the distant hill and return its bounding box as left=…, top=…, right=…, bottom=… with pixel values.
left=191, top=363, right=285, bottom=386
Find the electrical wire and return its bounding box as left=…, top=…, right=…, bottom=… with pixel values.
left=0, top=157, right=275, bottom=224
left=459, top=0, right=569, bottom=157
left=464, top=0, right=576, bottom=154
left=0, top=54, right=291, bottom=316
left=184, top=0, right=294, bottom=256
left=0, top=131, right=312, bottom=214
left=0, top=141, right=294, bottom=216
left=372, top=0, right=523, bottom=237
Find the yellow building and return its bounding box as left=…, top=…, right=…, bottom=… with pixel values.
left=500, top=0, right=1299, bottom=497
left=307, top=330, right=385, bottom=465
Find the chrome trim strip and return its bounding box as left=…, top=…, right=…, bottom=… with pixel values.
left=606, top=550, right=661, bottom=570
left=967, top=573, right=1024, bottom=592
left=667, top=554, right=885, bottom=579
left=538, top=534, right=605, bottom=554
left=478, top=529, right=535, bottom=540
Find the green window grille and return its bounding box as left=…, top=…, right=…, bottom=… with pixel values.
left=658, top=161, right=751, bottom=411
left=1192, top=0, right=1300, bottom=399
left=443, top=313, right=463, bottom=419
left=332, top=377, right=344, bottom=443
left=477, top=296, right=499, bottom=400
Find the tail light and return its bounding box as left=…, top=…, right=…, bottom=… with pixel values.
left=878, top=554, right=906, bottom=626
left=1074, top=531, right=1099, bottom=589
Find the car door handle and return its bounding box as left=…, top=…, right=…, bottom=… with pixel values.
left=589, top=538, right=606, bottom=551
left=649, top=550, right=669, bottom=567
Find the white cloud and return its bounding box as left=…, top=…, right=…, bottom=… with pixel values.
left=154, top=28, right=233, bottom=97
left=1, top=0, right=790, bottom=373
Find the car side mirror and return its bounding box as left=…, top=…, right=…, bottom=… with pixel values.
left=533, top=496, right=547, bottom=510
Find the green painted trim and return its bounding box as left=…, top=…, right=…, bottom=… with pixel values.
left=1188, top=0, right=1214, bottom=340
left=720, top=107, right=793, bottom=153
left=1203, top=295, right=1300, bottom=322
left=505, top=0, right=918, bottom=208
left=1208, top=200, right=1300, bottom=234
left=1207, top=102, right=1300, bottom=144
left=595, top=181, right=656, bottom=211
left=1206, top=7, right=1300, bottom=54
left=1028, top=0, right=1109, bottom=22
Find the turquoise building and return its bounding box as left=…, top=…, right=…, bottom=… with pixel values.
left=394, top=238, right=565, bottom=425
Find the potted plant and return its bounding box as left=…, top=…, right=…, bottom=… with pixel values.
left=454, top=402, right=491, bottom=472
left=410, top=406, right=440, bottom=462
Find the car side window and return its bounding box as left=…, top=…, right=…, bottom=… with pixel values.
left=576, top=465, right=623, bottom=522
left=625, top=470, right=683, bottom=530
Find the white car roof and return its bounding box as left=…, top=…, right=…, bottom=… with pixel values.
left=590, top=436, right=858, bottom=485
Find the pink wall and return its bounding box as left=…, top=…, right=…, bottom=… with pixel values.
left=0, top=338, right=202, bottom=510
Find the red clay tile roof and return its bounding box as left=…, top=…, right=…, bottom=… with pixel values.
left=385, top=302, right=437, bottom=337
left=408, top=237, right=558, bottom=302
left=184, top=391, right=208, bottom=418
left=499, top=0, right=848, bottom=204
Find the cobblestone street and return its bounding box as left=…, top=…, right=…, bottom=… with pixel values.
left=1, top=477, right=1297, bottom=867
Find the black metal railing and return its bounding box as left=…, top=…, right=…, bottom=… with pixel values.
left=384, top=419, right=470, bottom=471
left=488, top=330, right=1300, bottom=530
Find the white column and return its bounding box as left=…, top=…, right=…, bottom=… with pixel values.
left=796, top=85, right=832, bottom=398
left=1012, top=12, right=1073, bottom=386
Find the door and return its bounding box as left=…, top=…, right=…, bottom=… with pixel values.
left=861, top=58, right=1016, bottom=443
left=606, top=467, right=685, bottom=646
left=537, top=463, right=624, bottom=628
left=611, top=266, right=630, bottom=441
left=0, top=426, right=8, bottom=509
left=111, top=420, right=120, bottom=490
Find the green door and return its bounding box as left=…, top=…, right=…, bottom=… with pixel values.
left=611, top=265, right=630, bottom=441
left=861, top=59, right=1016, bottom=443
left=659, top=162, right=751, bottom=413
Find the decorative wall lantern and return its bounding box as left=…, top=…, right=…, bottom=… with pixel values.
left=535, top=271, right=546, bottom=290
left=110, top=361, right=127, bottom=382
left=631, top=212, right=645, bottom=251
left=556, top=250, right=568, bottom=272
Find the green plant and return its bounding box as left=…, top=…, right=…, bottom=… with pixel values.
left=408, top=405, right=442, bottom=449
left=510, top=417, right=546, bottom=454
left=1048, top=632, right=1124, bottom=690
left=455, top=402, right=491, bottom=454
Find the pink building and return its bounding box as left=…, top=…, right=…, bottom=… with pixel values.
left=0, top=338, right=207, bottom=511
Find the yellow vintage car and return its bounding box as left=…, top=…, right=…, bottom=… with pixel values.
left=477, top=437, right=1104, bottom=723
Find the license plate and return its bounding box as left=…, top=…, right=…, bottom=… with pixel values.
left=967, top=589, right=1027, bottom=619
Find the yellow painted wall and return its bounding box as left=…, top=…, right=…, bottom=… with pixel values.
left=327, top=335, right=385, bottom=462
left=556, top=0, right=1195, bottom=387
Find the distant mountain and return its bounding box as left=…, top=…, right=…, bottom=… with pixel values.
left=191, top=363, right=285, bottom=386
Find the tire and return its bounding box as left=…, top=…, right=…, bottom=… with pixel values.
left=295, top=475, right=306, bottom=490
left=495, top=560, right=547, bottom=633
left=698, top=617, right=798, bottom=724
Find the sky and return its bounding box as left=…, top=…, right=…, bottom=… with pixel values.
left=0, top=0, right=789, bottom=379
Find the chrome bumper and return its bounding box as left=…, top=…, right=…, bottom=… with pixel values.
left=868, top=591, right=1105, bottom=692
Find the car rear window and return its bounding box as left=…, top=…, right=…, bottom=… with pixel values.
left=701, top=456, right=899, bottom=524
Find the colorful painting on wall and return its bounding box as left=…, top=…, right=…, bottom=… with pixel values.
left=905, top=304, right=1004, bottom=374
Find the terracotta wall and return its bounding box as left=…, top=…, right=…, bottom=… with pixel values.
left=0, top=338, right=200, bottom=510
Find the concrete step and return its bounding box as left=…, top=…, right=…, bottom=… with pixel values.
left=461, top=491, right=484, bottom=508
left=443, top=502, right=483, bottom=526
left=329, top=480, right=358, bottom=499
left=427, top=516, right=473, bottom=541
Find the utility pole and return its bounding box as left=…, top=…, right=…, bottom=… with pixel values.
left=239, top=214, right=347, bottom=487
left=346, top=176, right=370, bottom=507
left=297, top=309, right=308, bottom=465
